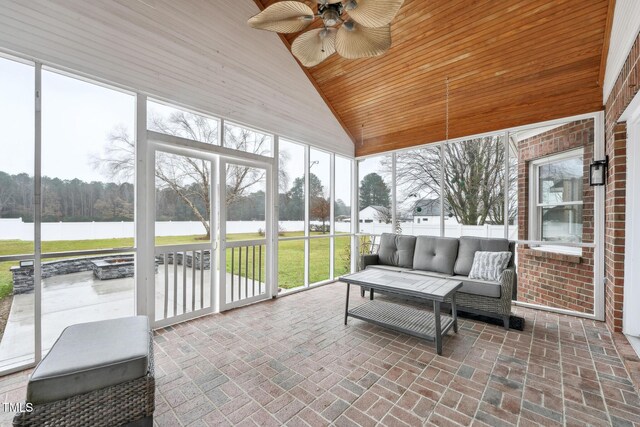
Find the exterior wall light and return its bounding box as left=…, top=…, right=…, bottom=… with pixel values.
left=589, top=157, right=608, bottom=186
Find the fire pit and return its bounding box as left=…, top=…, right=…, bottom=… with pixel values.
left=91, top=257, right=135, bottom=280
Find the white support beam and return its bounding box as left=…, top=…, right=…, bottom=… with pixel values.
left=391, top=153, right=397, bottom=232
left=330, top=153, right=335, bottom=279
left=351, top=158, right=359, bottom=272
left=504, top=130, right=510, bottom=239
left=593, top=111, right=606, bottom=321
left=135, top=94, right=153, bottom=319
left=304, top=145, right=310, bottom=287
left=272, top=135, right=280, bottom=297
left=440, top=144, right=445, bottom=237
left=33, top=62, right=42, bottom=362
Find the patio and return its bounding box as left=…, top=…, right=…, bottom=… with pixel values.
left=2, top=282, right=638, bottom=426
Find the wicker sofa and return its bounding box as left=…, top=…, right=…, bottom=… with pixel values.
left=360, top=233, right=516, bottom=329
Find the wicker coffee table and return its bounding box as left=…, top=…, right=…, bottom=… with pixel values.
left=339, top=269, right=462, bottom=355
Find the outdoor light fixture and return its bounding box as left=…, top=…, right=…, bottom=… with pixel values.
left=19, top=260, right=34, bottom=268
left=589, top=157, right=608, bottom=186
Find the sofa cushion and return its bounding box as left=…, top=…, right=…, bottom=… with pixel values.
left=468, top=251, right=512, bottom=281
left=366, top=265, right=413, bottom=273
left=27, top=316, right=150, bottom=404
left=452, top=275, right=501, bottom=298
left=412, top=236, right=459, bottom=275
left=453, top=237, right=510, bottom=276
left=377, top=233, right=417, bottom=268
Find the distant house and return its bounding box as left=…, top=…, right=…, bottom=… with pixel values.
left=359, top=206, right=391, bottom=223
left=411, top=198, right=459, bottom=225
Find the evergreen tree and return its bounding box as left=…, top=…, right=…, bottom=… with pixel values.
left=359, top=173, right=390, bottom=209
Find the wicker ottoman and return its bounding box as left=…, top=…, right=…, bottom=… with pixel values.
left=13, top=316, right=155, bottom=427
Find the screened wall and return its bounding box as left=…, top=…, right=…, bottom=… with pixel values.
left=356, top=113, right=604, bottom=320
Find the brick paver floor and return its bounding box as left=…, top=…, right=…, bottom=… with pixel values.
left=1, top=282, right=639, bottom=426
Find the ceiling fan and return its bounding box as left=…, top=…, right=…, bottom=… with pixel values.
left=248, top=0, right=404, bottom=67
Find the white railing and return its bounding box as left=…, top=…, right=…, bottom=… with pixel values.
left=154, top=243, right=212, bottom=322
left=225, top=239, right=267, bottom=304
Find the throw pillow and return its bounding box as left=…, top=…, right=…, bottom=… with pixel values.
left=468, top=251, right=512, bottom=282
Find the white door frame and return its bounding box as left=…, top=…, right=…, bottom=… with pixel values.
left=219, top=158, right=273, bottom=311
left=622, top=93, right=640, bottom=337
left=146, top=142, right=217, bottom=328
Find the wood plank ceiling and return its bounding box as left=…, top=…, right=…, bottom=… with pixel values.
left=254, top=0, right=612, bottom=157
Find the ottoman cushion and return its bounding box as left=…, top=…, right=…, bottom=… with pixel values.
left=27, top=316, right=150, bottom=404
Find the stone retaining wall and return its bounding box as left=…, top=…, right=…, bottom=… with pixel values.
left=11, top=251, right=211, bottom=294
left=11, top=254, right=135, bottom=294
left=157, top=251, right=211, bottom=270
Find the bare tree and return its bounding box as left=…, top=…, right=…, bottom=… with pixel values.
left=393, top=136, right=517, bottom=225
left=94, top=112, right=279, bottom=239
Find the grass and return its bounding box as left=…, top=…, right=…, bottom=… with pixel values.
left=0, top=231, right=353, bottom=296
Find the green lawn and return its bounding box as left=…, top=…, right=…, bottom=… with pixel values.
left=0, top=232, right=353, bottom=296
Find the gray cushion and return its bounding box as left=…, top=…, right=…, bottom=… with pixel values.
left=412, top=236, right=459, bottom=275
left=452, top=275, right=501, bottom=298
left=361, top=254, right=379, bottom=269
left=27, top=316, right=150, bottom=404
left=377, top=233, right=417, bottom=268
left=468, top=251, right=512, bottom=281
left=453, top=237, right=510, bottom=276
left=366, top=265, right=413, bottom=273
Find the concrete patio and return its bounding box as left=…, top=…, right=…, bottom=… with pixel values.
left=2, top=282, right=639, bottom=426
left=0, top=265, right=265, bottom=371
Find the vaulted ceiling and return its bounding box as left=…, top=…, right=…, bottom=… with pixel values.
left=254, top=0, right=613, bottom=157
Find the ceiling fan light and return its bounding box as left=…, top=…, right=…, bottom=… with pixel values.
left=343, top=20, right=356, bottom=31
left=322, top=9, right=340, bottom=26
left=345, top=0, right=358, bottom=11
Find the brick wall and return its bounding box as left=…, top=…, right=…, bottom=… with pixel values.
left=603, top=31, right=639, bottom=331
left=517, top=120, right=595, bottom=313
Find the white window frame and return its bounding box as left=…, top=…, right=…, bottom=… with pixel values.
left=529, top=148, right=584, bottom=255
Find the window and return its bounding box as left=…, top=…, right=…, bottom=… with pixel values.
left=530, top=149, right=584, bottom=250
left=148, top=100, right=219, bottom=144
left=223, top=122, right=273, bottom=157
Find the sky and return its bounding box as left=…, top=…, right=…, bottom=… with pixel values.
left=0, top=56, right=135, bottom=183
left=1, top=54, right=351, bottom=206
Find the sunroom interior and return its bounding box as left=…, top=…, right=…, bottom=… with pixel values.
left=0, top=0, right=640, bottom=426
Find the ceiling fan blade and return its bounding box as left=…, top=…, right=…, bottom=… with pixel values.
left=345, top=0, right=404, bottom=28
left=335, top=22, right=391, bottom=59
left=248, top=1, right=315, bottom=34
left=292, top=28, right=337, bottom=67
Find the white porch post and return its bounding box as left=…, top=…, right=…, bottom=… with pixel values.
left=593, top=111, right=606, bottom=321
left=351, top=158, right=358, bottom=273
left=330, top=153, right=335, bottom=279
left=134, top=94, right=154, bottom=319
left=34, top=62, right=42, bottom=362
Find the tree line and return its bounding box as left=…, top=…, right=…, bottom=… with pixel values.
left=0, top=170, right=351, bottom=224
